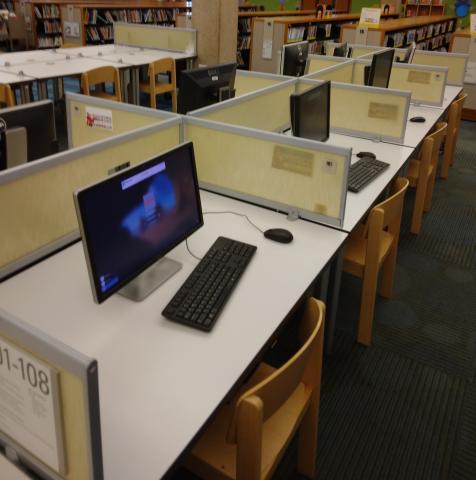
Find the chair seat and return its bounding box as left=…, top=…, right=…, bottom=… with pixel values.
left=90, top=91, right=120, bottom=101
left=139, top=81, right=173, bottom=95
left=407, top=158, right=434, bottom=187
left=186, top=362, right=311, bottom=480
left=343, top=226, right=394, bottom=277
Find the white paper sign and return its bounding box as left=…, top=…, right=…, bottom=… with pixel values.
left=64, top=21, right=80, bottom=39
left=470, top=14, right=476, bottom=36
left=359, top=8, right=381, bottom=28
left=355, top=25, right=369, bottom=44
left=262, top=18, right=274, bottom=60
left=0, top=336, right=64, bottom=473
left=86, top=106, right=113, bottom=130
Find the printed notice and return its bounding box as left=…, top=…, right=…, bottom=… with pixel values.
left=470, top=14, right=476, bottom=36
left=368, top=102, right=398, bottom=120
left=407, top=70, right=431, bottom=84
left=359, top=8, right=381, bottom=28
left=85, top=106, right=113, bottom=130
left=64, top=21, right=80, bottom=38
left=0, top=336, right=64, bottom=473
left=272, top=145, right=314, bottom=176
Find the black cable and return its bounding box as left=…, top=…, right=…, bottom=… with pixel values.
left=183, top=210, right=265, bottom=261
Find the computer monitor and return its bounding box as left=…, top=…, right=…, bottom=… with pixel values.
left=178, top=63, right=237, bottom=114
left=333, top=42, right=348, bottom=57
left=74, top=142, right=203, bottom=304
left=0, top=308, right=102, bottom=479
left=280, top=41, right=309, bottom=77
left=0, top=100, right=58, bottom=170
left=401, top=42, right=416, bottom=64
left=290, top=80, right=330, bottom=143
left=365, top=48, right=395, bottom=88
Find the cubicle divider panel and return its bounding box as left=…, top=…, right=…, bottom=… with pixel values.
left=189, top=80, right=296, bottom=133
left=234, top=70, right=289, bottom=97
left=305, top=61, right=354, bottom=83
left=0, top=309, right=101, bottom=480
left=351, top=44, right=387, bottom=58
left=388, top=63, right=448, bottom=106
left=306, top=54, right=350, bottom=75
left=352, top=59, right=369, bottom=85
left=0, top=120, right=181, bottom=279
left=66, top=93, right=177, bottom=149
left=412, top=50, right=468, bottom=86
left=184, top=117, right=351, bottom=228
left=114, top=22, right=197, bottom=54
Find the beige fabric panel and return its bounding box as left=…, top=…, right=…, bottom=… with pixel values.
left=412, top=51, right=466, bottom=85
left=186, top=124, right=346, bottom=219
left=69, top=99, right=164, bottom=148
left=234, top=74, right=283, bottom=97
left=307, top=56, right=346, bottom=74
left=196, top=83, right=295, bottom=131
left=308, top=62, right=353, bottom=83
left=331, top=86, right=408, bottom=139
left=352, top=46, right=381, bottom=58
left=451, top=36, right=470, bottom=53
left=0, top=332, right=89, bottom=480
left=114, top=23, right=195, bottom=53
left=0, top=127, right=180, bottom=269
left=389, top=65, right=445, bottom=105
left=352, top=62, right=367, bottom=84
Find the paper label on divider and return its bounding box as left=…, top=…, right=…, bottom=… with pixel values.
left=85, top=107, right=113, bottom=130
left=359, top=8, right=381, bottom=28
left=368, top=102, right=398, bottom=120
left=272, top=146, right=314, bottom=176
left=262, top=19, right=274, bottom=60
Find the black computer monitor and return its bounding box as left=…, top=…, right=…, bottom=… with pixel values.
left=290, top=80, right=330, bottom=143
left=0, top=100, right=58, bottom=170
left=281, top=41, right=309, bottom=77
left=178, top=63, right=237, bottom=114
left=333, top=42, right=348, bottom=57
left=365, top=48, right=395, bottom=88
left=74, top=142, right=203, bottom=304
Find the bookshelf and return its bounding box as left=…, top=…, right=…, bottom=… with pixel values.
left=404, top=1, right=445, bottom=18
left=23, top=2, right=62, bottom=49
left=341, top=16, right=457, bottom=52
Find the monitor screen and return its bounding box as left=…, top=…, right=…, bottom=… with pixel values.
left=290, top=80, right=330, bottom=143
left=0, top=100, right=57, bottom=169
left=333, top=42, right=348, bottom=57
left=281, top=41, right=309, bottom=77
left=74, top=142, right=203, bottom=303
left=178, top=63, right=237, bottom=114
left=367, top=49, right=395, bottom=88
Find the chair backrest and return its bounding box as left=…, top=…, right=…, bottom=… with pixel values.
left=148, top=57, right=176, bottom=87
left=365, top=177, right=409, bottom=254
left=226, top=297, right=325, bottom=443
left=426, top=121, right=447, bottom=170
left=81, top=66, right=121, bottom=101
left=0, top=83, right=15, bottom=107
left=448, top=93, right=467, bottom=145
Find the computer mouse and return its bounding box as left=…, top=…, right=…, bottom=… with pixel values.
left=356, top=151, right=376, bottom=159
left=410, top=116, right=426, bottom=123
left=263, top=228, right=293, bottom=244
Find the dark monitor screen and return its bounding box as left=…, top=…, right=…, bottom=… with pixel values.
left=367, top=49, right=395, bottom=88
left=74, top=142, right=203, bottom=303
left=178, top=63, right=237, bottom=114
left=0, top=100, right=57, bottom=168
left=333, top=42, right=348, bottom=57
left=281, top=41, right=309, bottom=77
left=290, top=80, right=330, bottom=143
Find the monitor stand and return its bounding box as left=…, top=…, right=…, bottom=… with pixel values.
left=218, top=86, right=236, bottom=102
left=119, top=257, right=182, bottom=302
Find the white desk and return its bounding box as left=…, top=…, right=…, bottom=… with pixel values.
left=0, top=49, right=69, bottom=66
left=0, top=71, right=35, bottom=103
left=0, top=190, right=347, bottom=480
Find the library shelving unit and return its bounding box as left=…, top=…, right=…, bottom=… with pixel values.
left=248, top=12, right=399, bottom=72
left=341, top=15, right=457, bottom=51
left=23, top=1, right=62, bottom=49
left=60, top=1, right=191, bottom=46
left=404, top=0, right=445, bottom=18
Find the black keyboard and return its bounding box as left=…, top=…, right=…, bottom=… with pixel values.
left=347, top=156, right=390, bottom=193
left=162, top=237, right=257, bottom=332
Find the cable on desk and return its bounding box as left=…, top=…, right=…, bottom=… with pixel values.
left=184, top=210, right=265, bottom=261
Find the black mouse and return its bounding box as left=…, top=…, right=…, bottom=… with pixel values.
left=410, top=116, right=426, bottom=123
left=264, top=228, right=293, bottom=244
left=356, top=151, right=376, bottom=159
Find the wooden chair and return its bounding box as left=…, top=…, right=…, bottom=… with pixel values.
left=81, top=66, right=122, bottom=102
left=139, top=58, right=177, bottom=111
left=184, top=297, right=326, bottom=480
left=0, top=83, right=15, bottom=107
left=406, top=122, right=447, bottom=235
left=440, top=93, right=467, bottom=179
left=343, top=177, right=409, bottom=346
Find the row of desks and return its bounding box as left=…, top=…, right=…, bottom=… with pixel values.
left=0, top=74, right=462, bottom=478
left=0, top=44, right=194, bottom=104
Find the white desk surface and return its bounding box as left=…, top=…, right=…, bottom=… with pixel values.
left=0, top=56, right=129, bottom=79
left=327, top=133, right=414, bottom=232
left=0, top=70, right=34, bottom=85
left=0, top=454, right=31, bottom=480
left=0, top=49, right=69, bottom=66
left=0, top=190, right=347, bottom=480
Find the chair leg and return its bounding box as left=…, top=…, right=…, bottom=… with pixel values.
left=379, top=246, right=397, bottom=299
left=357, top=264, right=379, bottom=346
left=410, top=178, right=427, bottom=235
left=171, top=89, right=177, bottom=113
left=297, top=392, right=319, bottom=478
left=150, top=92, right=156, bottom=109
left=424, top=169, right=437, bottom=213
left=440, top=136, right=453, bottom=179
